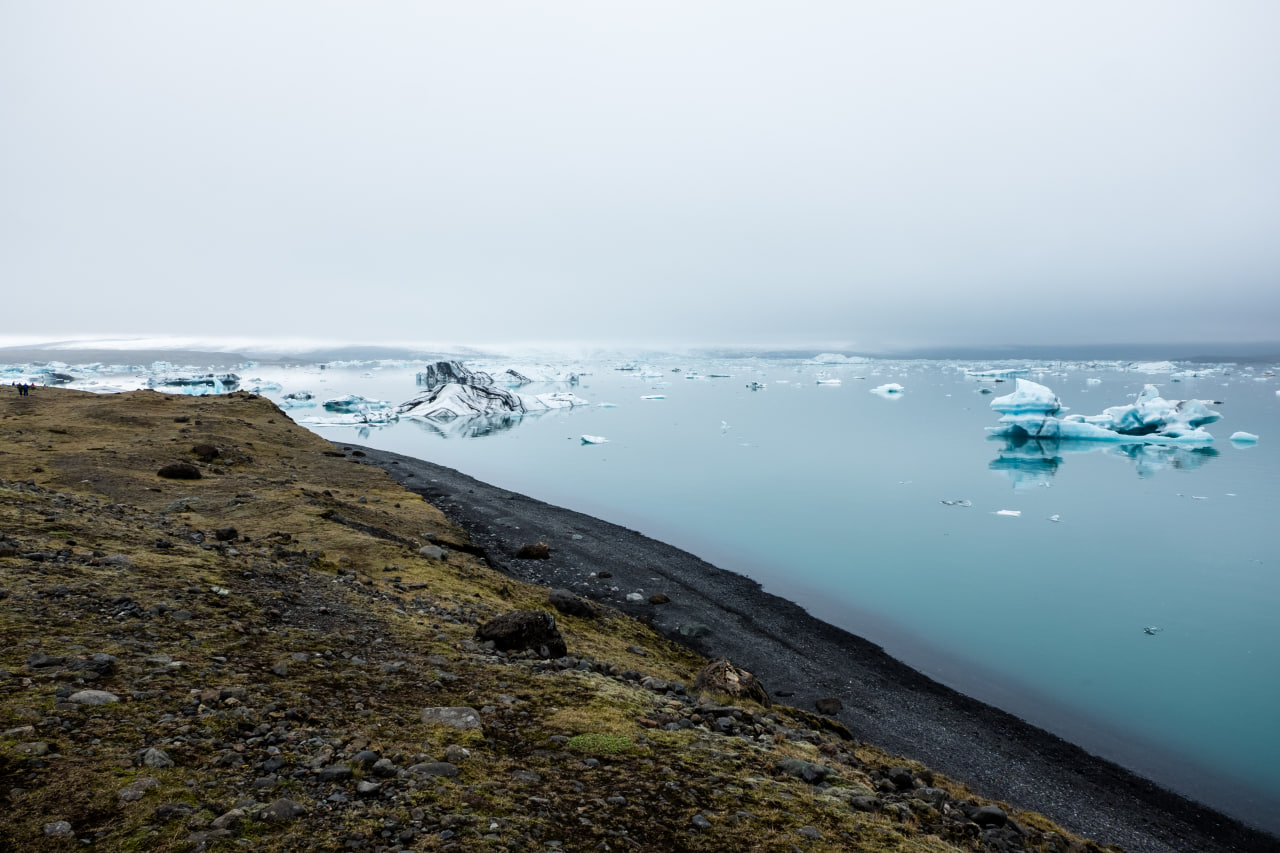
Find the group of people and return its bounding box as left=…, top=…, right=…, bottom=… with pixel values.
left=12, top=382, right=34, bottom=396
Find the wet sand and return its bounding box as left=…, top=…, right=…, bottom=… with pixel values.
left=352, top=443, right=1278, bottom=853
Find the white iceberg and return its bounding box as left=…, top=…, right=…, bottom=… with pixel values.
left=815, top=378, right=842, bottom=386
left=806, top=353, right=870, bottom=365
left=580, top=435, right=609, bottom=444
left=640, top=394, right=665, bottom=400
left=988, top=379, right=1220, bottom=443
left=1129, top=361, right=1177, bottom=374
left=871, top=383, right=904, bottom=397
left=996, top=509, right=1021, bottom=517
left=323, top=394, right=394, bottom=414
left=1230, top=431, right=1259, bottom=443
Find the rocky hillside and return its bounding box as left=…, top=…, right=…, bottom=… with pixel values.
left=0, top=388, right=1113, bottom=852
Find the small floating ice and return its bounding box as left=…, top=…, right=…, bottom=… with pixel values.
left=816, top=378, right=842, bottom=386
left=580, top=435, right=609, bottom=444
left=596, top=402, right=618, bottom=408
left=871, top=383, right=904, bottom=398
left=640, top=394, right=665, bottom=400
left=995, top=509, right=1021, bottom=517
left=1229, top=431, right=1259, bottom=443
left=1048, top=514, right=1061, bottom=522
left=1143, top=626, right=1163, bottom=635
left=939, top=499, right=972, bottom=507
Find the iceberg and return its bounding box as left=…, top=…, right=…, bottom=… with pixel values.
left=988, top=379, right=1220, bottom=443
left=580, top=435, right=609, bottom=444
left=871, top=383, right=904, bottom=397
left=1230, top=431, right=1259, bottom=443
left=806, top=353, right=870, bottom=365
left=815, top=378, right=842, bottom=386
left=398, top=362, right=589, bottom=421
left=323, top=394, right=394, bottom=414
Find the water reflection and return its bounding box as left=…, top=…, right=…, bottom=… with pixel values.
left=407, top=413, right=527, bottom=440
left=989, top=434, right=1219, bottom=487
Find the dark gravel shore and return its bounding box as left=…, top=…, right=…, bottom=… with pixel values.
left=351, top=443, right=1279, bottom=853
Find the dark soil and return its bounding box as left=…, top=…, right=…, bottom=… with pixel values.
left=350, top=443, right=1280, bottom=853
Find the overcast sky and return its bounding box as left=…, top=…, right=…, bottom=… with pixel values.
left=3, top=2, right=1278, bottom=352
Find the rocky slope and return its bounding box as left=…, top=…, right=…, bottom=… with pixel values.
left=2, top=388, right=1118, bottom=851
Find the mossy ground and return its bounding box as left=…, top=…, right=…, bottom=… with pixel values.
left=0, top=389, right=1112, bottom=852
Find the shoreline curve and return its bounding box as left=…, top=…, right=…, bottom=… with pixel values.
left=350, top=442, right=1279, bottom=853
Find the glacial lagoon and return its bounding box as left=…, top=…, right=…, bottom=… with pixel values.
left=12, top=354, right=1280, bottom=830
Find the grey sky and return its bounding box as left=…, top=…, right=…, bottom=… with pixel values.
left=3, top=2, right=1278, bottom=352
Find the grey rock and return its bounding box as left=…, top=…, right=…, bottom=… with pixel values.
left=678, top=622, right=711, bottom=638
left=850, top=796, right=882, bottom=812
left=43, top=820, right=74, bottom=837
left=68, top=689, right=119, bottom=706
left=259, top=797, right=306, bottom=822
left=14, top=741, right=49, bottom=755
left=119, top=776, right=159, bottom=802
left=154, top=803, right=196, bottom=821
left=371, top=758, right=398, bottom=778
left=420, top=706, right=483, bottom=730
left=798, top=826, right=823, bottom=839
left=210, top=807, right=247, bottom=831
left=25, top=653, right=65, bottom=669
left=814, top=697, right=843, bottom=715
left=356, top=780, right=381, bottom=795
left=778, top=758, right=833, bottom=785
left=157, top=462, right=202, bottom=480
left=318, top=764, right=353, bottom=782
left=691, top=814, right=712, bottom=830
left=407, top=761, right=459, bottom=778
left=140, top=747, right=175, bottom=768
left=417, top=545, right=446, bottom=561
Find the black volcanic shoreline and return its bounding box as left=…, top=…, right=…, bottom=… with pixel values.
left=350, top=443, right=1279, bottom=853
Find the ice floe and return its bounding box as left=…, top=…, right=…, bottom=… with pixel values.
left=580, top=435, right=609, bottom=444
left=871, top=383, right=904, bottom=398
left=988, top=379, right=1220, bottom=443
left=1230, top=431, right=1260, bottom=443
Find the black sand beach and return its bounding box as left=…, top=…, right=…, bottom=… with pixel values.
left=352, top=444, right=1279, bottom=853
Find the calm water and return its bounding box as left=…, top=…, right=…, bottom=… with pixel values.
left=55, top=355, right=1280, bottom=828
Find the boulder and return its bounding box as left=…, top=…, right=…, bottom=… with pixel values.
left=516, top=541, right=551, bottom=560
left=157, top=462, right=202, bottom=480
left=548, top=588, right=600, bottom=619
left=475, top=610, right=567, bottom=658
left=815, top=697, right=843, bottom=715
left=693, top=660, right=771, bottom=707
left=420, top=706, right=484, bottom=730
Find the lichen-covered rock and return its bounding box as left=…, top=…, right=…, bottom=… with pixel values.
left=548, top=588, right=600, bottom=619
left=693, top=659, right=771, bottom=707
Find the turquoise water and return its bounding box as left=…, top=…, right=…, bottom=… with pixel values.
left=251, top=357, right=1279, bottom=824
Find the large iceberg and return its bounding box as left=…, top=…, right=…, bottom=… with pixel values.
left=988, top=379, right=1220, bottom=443
left=399, top=361, right=588, bottom=421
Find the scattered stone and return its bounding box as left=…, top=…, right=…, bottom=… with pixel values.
left=68, top=689, right=119, bottom=706
left=888, top=766, right=917, bottom=790
left=515, top=541, right=551, bottom=560
left=139, top=747, right=176, bottom=768
left=648, top=593, right=670, bottom=605
left=691, top=814, right=712, bottom=830
left=417, top=545, right=445, bottom=561
left=475, top=610, right=567, bottom=658
left=213, top=526, right=238, bottom=541
left=154, top=803, right=196, bottom=821
left=407, top=761, right=459, bottom=778
left=318, top=764, right=353, bottom=782
left=210, top=807, right=247, bottom=831
left=815, top=697, right=843, bottom=715
left=678, top=622, right=711, bottom=639
left=43, top=820, right=74, bottom=838
left=260, top=797, right=306, bottom=822
left=778, top=758, right=833, bottom=785
left=165, top=497, right=200, bottom=513
left=693, top=660, right=771, bottom=707
left=119, top=776, right=159, bottom=802
left=190, top=444, right=220, bottom=462
left=25, top=652, right=65, bottom=669
left=157, top=462, right=202, bottom=480
left=420, top=706, right=483, bottom=730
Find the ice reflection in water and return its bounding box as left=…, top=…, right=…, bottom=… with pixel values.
left=989, top=434, right=1220, bottom=487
